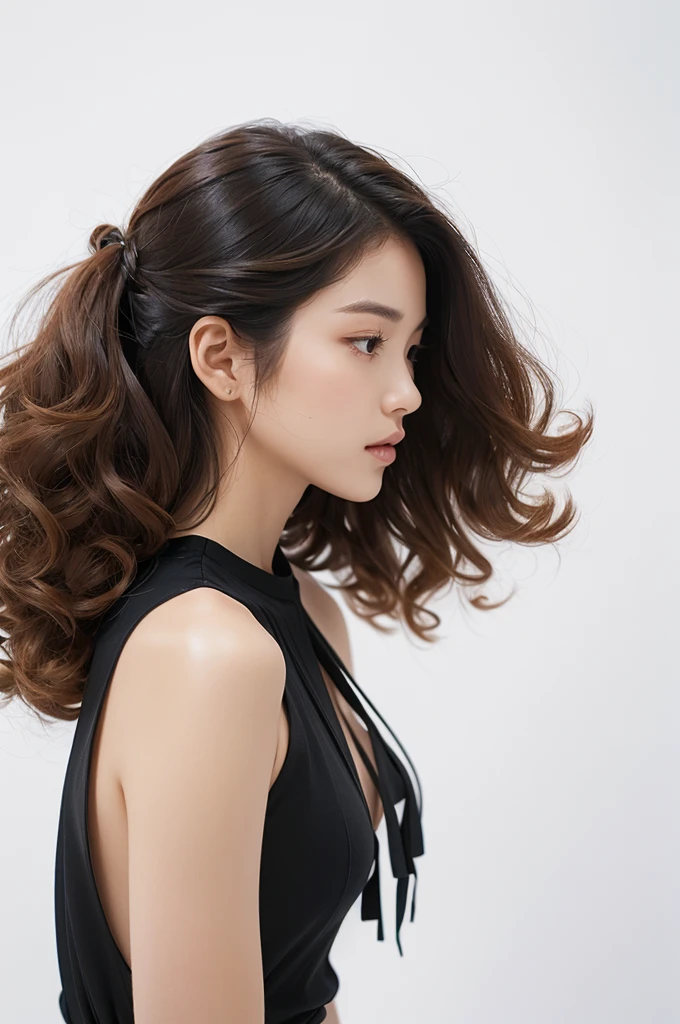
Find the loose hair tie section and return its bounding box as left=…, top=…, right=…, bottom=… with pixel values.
left=88, top=223, right=144, bottom=358
left=89, top=223, right=139, bottom=283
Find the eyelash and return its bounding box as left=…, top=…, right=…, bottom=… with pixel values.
left=349, top=330, right=426, bottom=363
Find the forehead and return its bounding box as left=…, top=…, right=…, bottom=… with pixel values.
left=297, top=236, right=427, bottom=325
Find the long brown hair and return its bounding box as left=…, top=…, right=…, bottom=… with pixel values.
left=0, top=118, right=593, bottom=723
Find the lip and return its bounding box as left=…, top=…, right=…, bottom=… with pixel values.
left=365, top=429, right=405, bottom=447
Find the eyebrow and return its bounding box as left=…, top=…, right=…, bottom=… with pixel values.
left=333, top=300, right=430, bottom=332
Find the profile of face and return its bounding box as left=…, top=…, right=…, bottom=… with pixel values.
left=190, top=234, right=426, bottom=504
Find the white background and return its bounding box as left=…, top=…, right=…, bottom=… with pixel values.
left=1, top=0, right=677, bottom=1021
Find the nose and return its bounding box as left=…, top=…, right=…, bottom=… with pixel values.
left=387, top=366, right=422, bottom=417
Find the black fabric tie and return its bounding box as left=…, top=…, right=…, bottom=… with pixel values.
left=301, top=610, right=425, bottom=956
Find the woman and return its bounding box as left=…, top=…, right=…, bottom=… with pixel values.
left=0, top=118, right=593, bottom=1023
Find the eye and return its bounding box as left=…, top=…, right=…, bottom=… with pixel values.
left=348, top=332, right=428, bottom=365
left=348, top=331, right=387, bottom=359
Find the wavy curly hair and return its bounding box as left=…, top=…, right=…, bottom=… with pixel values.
left=0, top=118, right=594, bottom=723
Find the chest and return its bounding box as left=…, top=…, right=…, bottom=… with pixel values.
left=316, top=660, right=383, bottom=831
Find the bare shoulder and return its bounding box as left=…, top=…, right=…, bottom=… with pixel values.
left=116, top=583, right=287, bottom=758
left=108, top=586, right=286, bottom=785
left=125, top=585, right=283, bottom=665
left=290, top=564, right=353, bottom=673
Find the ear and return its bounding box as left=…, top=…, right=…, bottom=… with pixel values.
left=187, top=315, right=253, bottom=404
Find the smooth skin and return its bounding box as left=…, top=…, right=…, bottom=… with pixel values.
left=96, top=234, right=427, bottom=1022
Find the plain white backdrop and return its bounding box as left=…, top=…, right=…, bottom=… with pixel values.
left=1, top=0, right=677, bottom=1021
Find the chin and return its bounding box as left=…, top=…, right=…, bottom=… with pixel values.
left=316, top=474, right=386, bottom=504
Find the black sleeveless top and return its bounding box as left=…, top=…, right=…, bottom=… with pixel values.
left=54, top=534, right=425, bottom=1024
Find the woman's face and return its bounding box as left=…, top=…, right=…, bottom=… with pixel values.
left=197, top=234, right=427, bottom=505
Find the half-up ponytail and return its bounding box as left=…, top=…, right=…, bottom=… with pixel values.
left=88, top=222, right=142, bottom=375
left=0, top=219, right=190, bottom=722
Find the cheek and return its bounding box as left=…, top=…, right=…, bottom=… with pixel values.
left=276, top=344, right=367, bottom=442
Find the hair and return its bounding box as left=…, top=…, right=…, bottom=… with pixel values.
left=0, top=117, right=593, bottom=723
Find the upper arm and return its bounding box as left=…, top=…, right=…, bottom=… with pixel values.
left=117, top=587, right=286, bottom=1024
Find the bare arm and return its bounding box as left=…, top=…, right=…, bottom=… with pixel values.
left=118, top=587, right=286, bottom=1024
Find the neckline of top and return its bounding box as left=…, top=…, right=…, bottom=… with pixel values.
left=162, top=533, right=300, bottom=601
